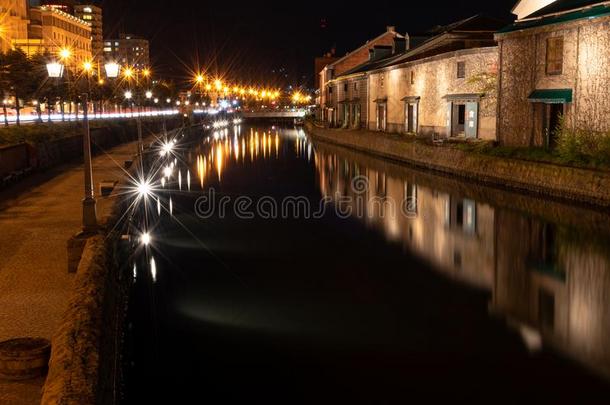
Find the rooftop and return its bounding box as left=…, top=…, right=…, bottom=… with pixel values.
left=498, top=1, right=610, bottom=33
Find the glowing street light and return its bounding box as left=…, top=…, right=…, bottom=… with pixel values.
left=214, top=79, right=223, bottom=91
left=59, top=47, right=72, bottom=61
left=82, top=61, right=93, bottom=73
left=195, top=74, right=205, bottom=84
left=104, top=62, right=120, bottom=78
left=124, top=91, right=133, bottom=100
left=123, top=67, right=134, bottom=80
left=146, top=91, right=153, bottom=99
left=141, top=232, right=151, bottom=246
left=142, top=68, right=151, bottom=78
left=46, top=61, right=64, bottom=78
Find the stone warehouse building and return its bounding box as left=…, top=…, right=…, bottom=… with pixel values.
left=319, top=26, right=404, bottom=126
left=366, top=16, right=505, bottom=139
left=497, top=0, right=610, bottom=147
left=328, top=37, right=408, bottom=129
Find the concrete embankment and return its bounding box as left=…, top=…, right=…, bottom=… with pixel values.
left=306, top=123, right=610, bottom=207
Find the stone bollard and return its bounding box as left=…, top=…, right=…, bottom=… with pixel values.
left=0, top=338, right=51, bottom=381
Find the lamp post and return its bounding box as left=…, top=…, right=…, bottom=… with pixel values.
left=46, top=59, right=96, bottom=232
left=104, top=61, right=120, bottom=115
left=80, top=62, right=120, bottom=232
left=46, top=59, right=121, bottom=233
left=125, top=90, right=143, bottom=156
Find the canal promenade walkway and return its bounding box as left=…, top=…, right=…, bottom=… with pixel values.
left=0, top=138, right=145, bottom=405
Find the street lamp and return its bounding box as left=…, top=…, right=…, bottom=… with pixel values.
left=46, top=62, right=65, bottom=78
left=123, top=67, right=135, bottom=80
left=46, top=57, right=97, bottom=233
left=104, top=62, right=120, bottom=79
left=59, top=47, right=72, bottom=61
left=82, top=61, right=93, bottom=73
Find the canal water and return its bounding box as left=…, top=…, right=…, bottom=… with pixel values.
left=121, top=123, right=610, bottom=403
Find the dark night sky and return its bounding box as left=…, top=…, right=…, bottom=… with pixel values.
left=91, top=0, right=518, bottom=87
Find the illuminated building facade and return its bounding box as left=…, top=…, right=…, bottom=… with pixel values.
left=0, top=0, right=29, bottom=53
left=39, top=0, right=75, bottom=14
left=319, top=26, right=403, bottom=126
left=14, top=5, right=91, bottom=64
left=104, top=34, right=150, bottom=69
left=74, top=4, right=102, bottom=63
left=496, top=1, right=610, bottom=147
left=337, top=15, right=503, bottom=139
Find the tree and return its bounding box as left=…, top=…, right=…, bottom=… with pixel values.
left=28, top=53, right=53, bottom=122
left=0, top=50, right=40, bottom=125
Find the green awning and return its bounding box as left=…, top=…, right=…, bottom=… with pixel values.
left=528, top=89, right=573, bottom=104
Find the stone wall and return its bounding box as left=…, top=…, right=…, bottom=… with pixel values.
left=306, top=123, right=610, bottom=207
left=497, top=15, right=610, bottom=146
left=40, top=235, right=117, bottom=405
left=0, top=143, right=29, bottom=178
left=331, top=74, right=368, bottom=128
left=368, top=47, right=498, bottom=140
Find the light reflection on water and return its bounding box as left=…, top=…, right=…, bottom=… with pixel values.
left=122, top=123, right=610, bottom=402
left=315, top=142, right=610, bottom=380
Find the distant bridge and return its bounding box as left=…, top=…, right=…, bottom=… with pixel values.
left=241, top=110, right=306, bottom=119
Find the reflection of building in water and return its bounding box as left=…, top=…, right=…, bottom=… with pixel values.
left=314, top=143, right=610, bottom=379
left=315, top=149, right=495, bottom=289
left=491, top=210, right=610, bottom=378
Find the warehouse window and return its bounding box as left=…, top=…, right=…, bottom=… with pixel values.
left=546, top=36, right=564, bottom=75
left=457, top=62, right=466, bottom=79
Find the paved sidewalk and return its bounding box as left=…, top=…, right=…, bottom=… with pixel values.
left=0, top=139, right=142, bottom=404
